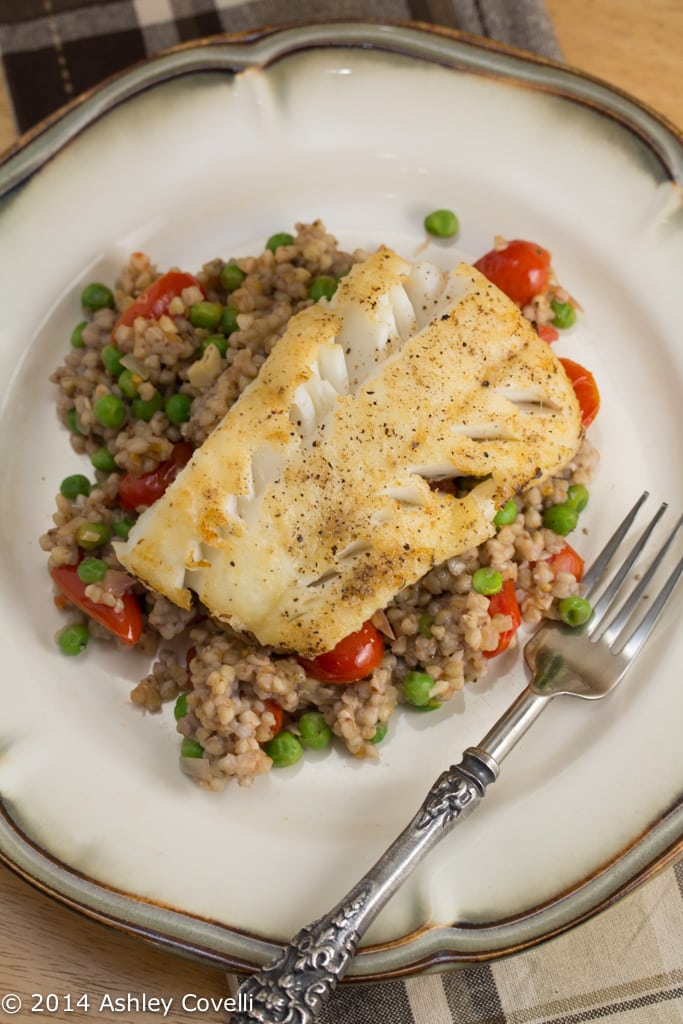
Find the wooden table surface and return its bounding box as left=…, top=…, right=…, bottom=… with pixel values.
left=1, top=3, right=681, bottom=1021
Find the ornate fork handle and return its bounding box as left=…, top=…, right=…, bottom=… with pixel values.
left=229, top=492, right=683, bottom=1023
left=231, top=747, right=498, bottom=1024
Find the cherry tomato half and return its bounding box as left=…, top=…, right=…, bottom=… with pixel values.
left=113, top=270, right=205, bottom=335
left=546, top=542, right=585, bottom=581
left=119, top=441, right=193, bottom=510
left=474, top=240, right=552, bottom=307
left=559, top=357, right=601, bottom=428
left=50, top=564, right=142, bottom=646
left=299, top=620, right=385, bottom=684
left=536, top=323, right=559, bottom=344
left=483, top=578, right=522, bottom=659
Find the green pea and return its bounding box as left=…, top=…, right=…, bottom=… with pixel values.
left=118, top=368, right=141, bottom=399
left=551, top=299, right=577, bottom=329
left=558, top=595, right=593, bottom=627
left=93, top=394, right=127, bottom=429
left=77, top=557, right=108, bottom=584
left=309, top=276, right=338, bottom=302
left=265, top=232, right=295, bottom=252
left=402, top=670, right=436, bottom=708
left=59, top=474, right=91, bottom=500
left=298, top=711, right=332, bottom=750
left=90, top=446, right=117, bottom=473
left=417, top=612, right=435, bottom=637
left=180, top=738, right=204, bottom=759
left=111, top=516, right=135, bottom=541
left=132, top=390, right=163, bottom=421
left=264, top=730, right=304, bottom=768
left=566, top=483, right=589, bottom=513
left=76, top=522, right=110, bottom=551
left=424, top=209, right=459, bottom=239
left=369, top=722, right=388, bottom=744
left=221, top=306, right=239, bottom=336
left=494, top=499, right=518, bottom=527
left=174, top=693, right=189, bottom=721
left=165, top=393, right=192, bottom=425
left=220, top=262, right=246, bottom=291
left=101, top=344, right=124, bottom=376
left=66, top=408, right=84, bottom=436
left=57, top=623, right=89, bottom=656
left=81, top=282, right=115, bottom=311
left=189, top=301, right=223, bottom=331
left=472, top=567, right=503, bottom=596
left=200, top=334, right=229, bottom=357
left=543, top=503, right=579, bottom=536
left=415, top=700, right=442, bottom=712
left=70, top=321, right=88, bottom=348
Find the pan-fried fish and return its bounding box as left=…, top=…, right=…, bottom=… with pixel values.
left=115, top=247, right=582, bottom=656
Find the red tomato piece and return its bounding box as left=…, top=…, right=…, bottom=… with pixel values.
left=50, top=564, right=142, bottom=646
left=483, top=578, right=522, bottom=659
left=559, top=358, right=601, bottom=428
left=263, top=699, right=284, bottom=739
left=299, top=620, right=385, bottom=684
left=474, top=240, right=552, bottom=307
left=546, top=543, right=585, bottom=581
left=113, top=271, right=205, bottom=334
left=536, top=323, right=559, bottom=343
left=119, top=441, right=193, bottom=510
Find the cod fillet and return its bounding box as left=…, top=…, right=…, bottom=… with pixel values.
left=115, top=247, right=583, bottom=656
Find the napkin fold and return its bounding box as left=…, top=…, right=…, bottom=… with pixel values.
left=0, top=0, right=561, bottom=136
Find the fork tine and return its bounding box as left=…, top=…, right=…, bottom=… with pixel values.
left=618, top=551, right=683, bottom=659
left=601, top=513, right=683, bottom=646
left=581, top=491, right=649, bottom=598
left=585, top=501, right=667, bottom=634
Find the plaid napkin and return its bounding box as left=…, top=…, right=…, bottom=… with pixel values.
left=1, top=3, right=682, bottom=1024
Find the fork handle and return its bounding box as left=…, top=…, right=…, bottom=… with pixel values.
left=231, top=747, right=498, bottom=1024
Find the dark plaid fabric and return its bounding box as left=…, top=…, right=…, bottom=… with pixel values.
left=0, top=0, right=562, bottom=136
left=2, top=3, right=682, bottom=1022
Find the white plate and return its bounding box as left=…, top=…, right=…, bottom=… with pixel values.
left=0, top=21, right=682, bottom=978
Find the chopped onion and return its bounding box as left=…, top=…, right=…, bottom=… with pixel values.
left=187, top=343, right=222, bottom=388
left=119, top=353, right=150, bottom=379
left=180, top=756, right=212, bottom=781
left=104, top=569, right=137, bottom=596
left=371, top=608, right=395, bottom=640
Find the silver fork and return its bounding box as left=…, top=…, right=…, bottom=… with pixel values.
left=232, top=491, right=683, bottom=1024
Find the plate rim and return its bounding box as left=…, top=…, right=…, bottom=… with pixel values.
left=1, top=17, right=681, bottom=202
left=2, top=795, right=682, bottom=977
left=1, top=18, right=682, bottom=979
